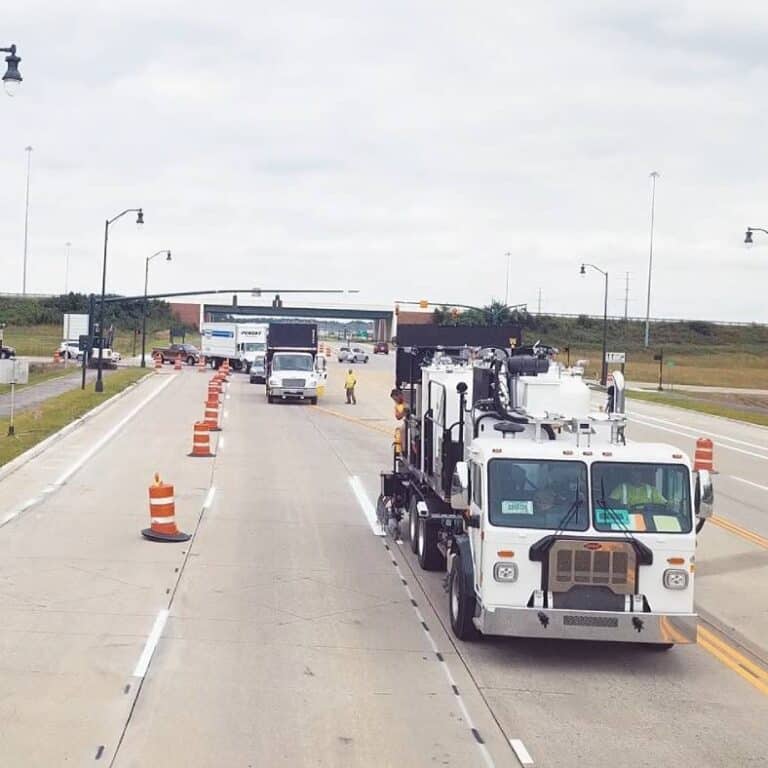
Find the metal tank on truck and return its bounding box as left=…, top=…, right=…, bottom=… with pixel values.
left=376, top=324, right=714, bottom=648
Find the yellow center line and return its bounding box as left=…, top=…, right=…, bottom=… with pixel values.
left=313, top=404, right=393, bottom=436
left=709, top=515, right=768, bottom=550
left=698, top=626, right=768, bottom=696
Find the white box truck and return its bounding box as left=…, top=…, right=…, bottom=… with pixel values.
left=202, top=322, right=267, bottom=373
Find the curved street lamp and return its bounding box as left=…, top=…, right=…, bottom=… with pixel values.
left=141, top=250, right=172, bottom=368
left=95, top=208, right=144, bottom=392
left=744, top=227, right=768, bottom=244
left=580, top=263, right=609, bottom=386
left=1, top=44, right=22, bottom=96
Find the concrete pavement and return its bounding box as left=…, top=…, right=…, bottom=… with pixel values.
left=1, top=356, right=767, bottom=766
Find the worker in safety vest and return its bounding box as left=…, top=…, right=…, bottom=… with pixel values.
left=390, top=388, right=408, bottom=420
left=610, top=467, right=666, bottom=507
left=344, top=369, right=357, bottom=405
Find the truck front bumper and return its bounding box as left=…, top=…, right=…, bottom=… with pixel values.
left=269, top=386, right=317, bottom=400
left=475, top=606, right=697, bottom=645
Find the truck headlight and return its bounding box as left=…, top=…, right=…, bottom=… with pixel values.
left=663, top=569, right=689, bottom=590
left=268, top=377, right=279, bottom=387
left=493, top=562, right=518, bottom=582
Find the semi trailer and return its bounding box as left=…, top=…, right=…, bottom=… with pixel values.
left=377, top=324, right=713, bottom=647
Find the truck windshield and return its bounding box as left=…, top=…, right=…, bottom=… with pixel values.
left=591, top=462, right=692, bottom=533
left=488, top=459, right=588, bottom=531
left=272, top=354, right=313, bottom=371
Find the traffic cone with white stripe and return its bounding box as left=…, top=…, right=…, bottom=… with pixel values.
left=142, top=474, right=190, bottom=542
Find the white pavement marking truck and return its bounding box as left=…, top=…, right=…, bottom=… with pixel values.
left=265, top=322, right=325, bottom=404
left=376, top=324, right=714, bottom=648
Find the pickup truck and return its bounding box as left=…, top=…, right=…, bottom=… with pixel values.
left=0, top=343, right=15, bottom=359
left=151, top=343, right=200, bottom=365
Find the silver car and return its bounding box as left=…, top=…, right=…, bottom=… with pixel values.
left=346, top=347, right=369, bottom=363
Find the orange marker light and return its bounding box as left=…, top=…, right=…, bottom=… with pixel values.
left=667, top=557, right=685, bottom=565
left=497, top=550, right=515, bottom=558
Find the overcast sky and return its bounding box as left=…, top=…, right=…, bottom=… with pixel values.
left=2, top=1, right=767, bottom=322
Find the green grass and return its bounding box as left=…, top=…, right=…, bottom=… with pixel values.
left=3, top=324, right=201, bottom=357
left=0, top=368, right=149, bottom=467
left=627, top=390, right=768, bottom=428
left=0, top=363, right=76, bottom=395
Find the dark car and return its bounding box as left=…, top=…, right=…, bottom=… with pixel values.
left=152, top=343, right=200, bottom=365
left=373, top=341, right=389, bottom=354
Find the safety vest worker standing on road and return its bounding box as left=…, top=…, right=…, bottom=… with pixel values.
left=345, top=369, right=357, bottom=405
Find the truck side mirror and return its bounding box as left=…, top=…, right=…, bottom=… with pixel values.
left=695, top=469, right=714, bottom=521
left=451, top=461, right=469, bottom=510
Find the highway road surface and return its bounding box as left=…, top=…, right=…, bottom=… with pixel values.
left=0, top=353, right=766, bottom=767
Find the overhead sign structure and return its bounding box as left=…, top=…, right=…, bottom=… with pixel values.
left=605, top=352, right=626, bottom=364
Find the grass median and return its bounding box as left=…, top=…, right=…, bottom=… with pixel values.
left=627, top=389, right=768, bottom=428
left=0, top=368, right=149, bottom=467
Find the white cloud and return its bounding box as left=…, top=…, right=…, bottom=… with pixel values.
left=1, top=1, right=766, bottom=322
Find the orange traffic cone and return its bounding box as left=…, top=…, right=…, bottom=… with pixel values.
left=188, top=421, right=214, bottom=457
left=694, top=438, right=714, bottom=472
left=204, top=400, right=221, bottom=431
left=142, top=474, right=190, bottom=542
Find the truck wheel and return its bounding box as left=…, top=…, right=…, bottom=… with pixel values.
left=267, top=395, right=275, bottom=404
left=449, top=556, right=478, bottom=640
left=309, top=397, right=318, bottom=405
left=408, top=496, right=419, bottom=553
left=417, top=518, right=445, bottom=571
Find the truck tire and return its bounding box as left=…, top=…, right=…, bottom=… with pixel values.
left=309, top=397, right=317, bottom=405
left=449, top=555, right=478, bottom=640
left=267, top=394, right=275, bottom=404
left=408, top=496, right=419, bottom=553
left=417, top=518, right=444, bottom=571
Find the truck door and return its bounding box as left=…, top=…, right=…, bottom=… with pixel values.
left=469, top=461, right=484, bottom=591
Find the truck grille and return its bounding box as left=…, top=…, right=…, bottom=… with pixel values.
left=282, top=378, right=306, bottom=388
left=548, top=540, right=637, bottom=596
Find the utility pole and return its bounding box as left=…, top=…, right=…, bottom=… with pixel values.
left=22, top=145, right=33, bottom=294
left=624, top=272, right=630, bottom=323
left=537, top=287, right=542, bottom=315
left=644, top=171, right=660, bottom=347
left=504, top=252, right=511, bottom=305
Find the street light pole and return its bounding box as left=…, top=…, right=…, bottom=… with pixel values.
left=504, top=252, right=511, bottom=305
left=580, top=263, right=609, bottom=386
left=141, top=250, right=172, bottom=368
left=95, top=208, right=144, bottom=392
left=644, top=171, right=660, bottom=348
left=64, top=241, right=72, bottom=295
left=744, top=227, right=768, bottom=244
left=22, top=145, right=32, bottom=294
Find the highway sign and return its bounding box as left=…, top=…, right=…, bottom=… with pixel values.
left=0, top=358, right=29, bottom=384
left=605, top=351, right=626, bottom=364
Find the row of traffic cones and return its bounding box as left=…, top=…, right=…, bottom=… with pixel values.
left=142, top=360, right=231, bottom=542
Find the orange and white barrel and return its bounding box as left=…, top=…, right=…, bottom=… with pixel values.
left=142, top=474, right=190, bottom=542
left=207, top=388, right=221, bottom=408
left=694, top=437, right=714, bottom=472
left=154, top=354, right=163, bottom=372
left=209, top=378, right=223, bottom=394
left=53, top=350, right=62, bottom=364
left=174, top=355, right=182, bottom=371
left=197, top=356, right=206, bottom=372
left=189, top=421, right=214, bottom=458
left=204, top=400, right=221, bottom=431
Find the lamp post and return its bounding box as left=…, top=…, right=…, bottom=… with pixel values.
left=580, top=263, right=609, bottom=386
left=22, top=146, right=32, bottom=294
left=744, top=227, right=768, bottom=244
left=141, top=250, right=172, bottom=368
left=644, top=171, right=660, bottom=348
left=95, top=208, right=144, bottom=392
left=1, top=44, right=22, bottom=96
left=64, top=241, right=72, bottom=295
left=504, top=251, right=512, bottom=305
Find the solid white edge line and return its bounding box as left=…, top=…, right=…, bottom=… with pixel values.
left=629, top=411, right=768, bottom=453
left=348, top=475, right=385, bottom=536
left=730, top=475, right=768, bottom=492
left=628, top=416, right=768, bottom=461
left=54, top=374, right=177, bottom=487
left=509, top=738, right=534, bottom=766
left=218, top=436, right=225, bottom=450
left=203, top=486, right=216, bottom=510
left=132, top=609, right=169, bottom=678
